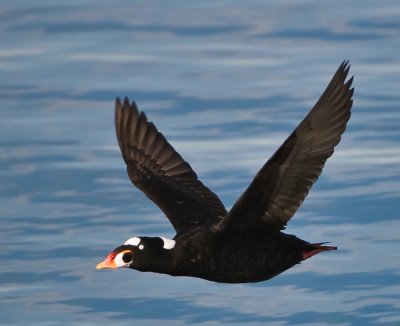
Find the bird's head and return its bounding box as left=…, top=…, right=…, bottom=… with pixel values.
left=96, top=236, right=176, bottom=270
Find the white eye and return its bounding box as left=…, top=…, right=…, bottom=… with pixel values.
left=139, top=245, right=144, bottom=250
left=114, top=251, right=133, bottom=267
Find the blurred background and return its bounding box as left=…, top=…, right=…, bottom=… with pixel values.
left=1, top=1, right=399, bottom=325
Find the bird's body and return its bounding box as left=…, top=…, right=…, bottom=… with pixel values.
left=97, top=61, right=354, bottom=284
left=157, top=229, right=326, bottom=283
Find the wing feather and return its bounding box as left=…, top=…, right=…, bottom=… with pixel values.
left=115, top=99, right=227, bottom=233
left=215, top=61, right=354, bottom=232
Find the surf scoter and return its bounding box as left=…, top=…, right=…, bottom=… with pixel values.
left=96, top=61, right=354, bottom=283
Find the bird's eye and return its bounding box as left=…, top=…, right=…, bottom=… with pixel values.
left=122, top=251, right=133, bottom=263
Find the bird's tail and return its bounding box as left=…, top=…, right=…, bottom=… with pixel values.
left=302, top=242, right=337, bottom=260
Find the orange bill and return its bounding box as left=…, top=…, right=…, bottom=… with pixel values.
left=96, top=252, right=117, bottom=269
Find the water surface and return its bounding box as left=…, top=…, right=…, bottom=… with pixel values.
left=1, top=1, right=400, bottom=325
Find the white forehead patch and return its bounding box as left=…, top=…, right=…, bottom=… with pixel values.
left=124, top=237, right=141, bottom=246
left=160, top=237, right=176, bottom=250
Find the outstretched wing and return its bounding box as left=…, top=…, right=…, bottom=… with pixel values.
left=215, top=61, right=354, bottom=232
left=115, top=99, right=227, bottom=234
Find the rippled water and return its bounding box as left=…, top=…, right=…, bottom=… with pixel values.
left=1, top=1, right=400, bottom=325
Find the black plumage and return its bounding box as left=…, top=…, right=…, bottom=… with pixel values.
left=97, top=61, right=354, bottom=283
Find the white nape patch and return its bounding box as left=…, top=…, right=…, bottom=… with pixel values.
left=160, top=236, right=176, bottom=250
left=124, top=237, right=141, bottom=246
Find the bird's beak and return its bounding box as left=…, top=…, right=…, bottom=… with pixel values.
left=96, top=252, right=117, bottom=270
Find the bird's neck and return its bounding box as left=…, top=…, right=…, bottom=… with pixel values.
left=135, top=245, right=180, bottom=276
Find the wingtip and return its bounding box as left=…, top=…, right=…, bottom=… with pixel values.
left=333, top=60, right=354, bottom=93
left=342, top=60, right=350, bottom=75
left=346, top=76, right=355, bottom=92
left=115, top=97, right=139, bottom=112
left=341, top=59, right=350, bottom=69
left=123, top=97, right=130, bottom=108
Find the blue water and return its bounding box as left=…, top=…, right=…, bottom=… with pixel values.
left=1, top=1, right=400, bottom=325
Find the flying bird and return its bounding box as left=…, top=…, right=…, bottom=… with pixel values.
left=96, top=61, right=354, bottom=283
